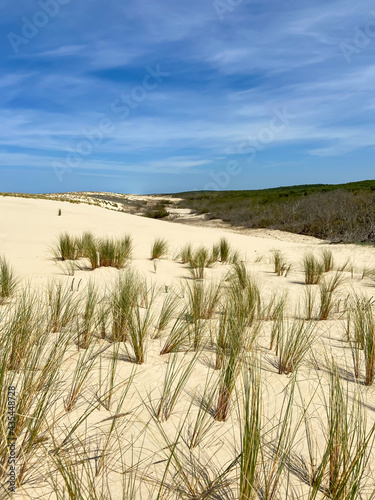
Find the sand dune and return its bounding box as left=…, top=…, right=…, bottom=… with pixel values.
left=1, top=195, right=375, bottom=499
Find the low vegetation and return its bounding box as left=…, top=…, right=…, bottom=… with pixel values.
left=1, top=227, right=375, bottom=498
left=52, top=232, right=132, bottom=269
left=144, top=202, right=169, bottom=219
left=271, top=249, right=292, bottom=277
left=0, top=257, right=18, bottom=302
left=150, top=237, right=168, bottom=260
left=303, top=253, right=324, bottom=284
left=171, top=179, right=375, bottom=243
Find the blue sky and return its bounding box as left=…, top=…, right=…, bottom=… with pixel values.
left=1, top=0, right=375, bottom=194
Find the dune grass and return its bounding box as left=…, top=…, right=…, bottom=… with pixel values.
left=318, top=271, right=345, bottom=320
left=219, top=237, right=231, bottom=263
left=160, top=315, right=191, bottom=355
left=320, top=248, right=334, bottom=272
left=154, top=291, right=181, bottom=337
left=277, top=319, right=317, bottom=375
left=303, top=253, right=324, bottom=285
left=178, top=243, right=193, bottom=263
left=239, top=363, right=261, bottom=500
left=52, top=232, right=132, bottom=269
left=306, top=365, right=375, bottom=498
left=151, top=238, right=168, bottom=260
left=303, top=285, right=317, bottom=320
left=77, top=281, right=98, bottom=349
left=0, top=256, right=18, bottom=302
left=46, top=280, right=78, bottom=333
left=215, top=297, right=254, bottom=421
left=97, top=236, right=132, bottom=269
left=271, top=249, right=292, bottom=277
left=261, top=291, right=287, bottom=323
left=154, top=353, right=198, bottom=422
left=110, top=270, right=143, bottom=342
left=229, top=261, right=250, bottom=290
left=188, top=247, right=215, bottom=280
left=349, top=296, right=375, bottom=385
left=188, top=370, right=218, bottom=449
left=126, top=305, right=154, bottom=364
left=53, top=233, right=80, bottom=261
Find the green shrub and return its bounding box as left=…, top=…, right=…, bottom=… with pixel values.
left=145, top=203, right=169, bottom=219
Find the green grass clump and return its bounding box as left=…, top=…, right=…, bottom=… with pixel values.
left=151, top=238, right=168, bottom=260
left=215, top=289, right=259, bottom=421
left=110, top=271, right=144, bottom=342
left=303, top=285, right=317, bottom=320
left=229, top=262, right=249, bottom=290
left=240, top=365, right=261, bottom=500
left=303, top=253, right=324, bottom=285
left=109, top=269, right=154, bottom=363
left=178, top=243, right=192, bottom=264
left=188, top=247, right=215, bottom=280
left=261, top=291, right=287, bottom=322
left=350, top=297, right=375, bottom=385
left=81, top=232, right=99, bottom=269
left=53, top=233, right=80, bottom=261
left=0, top=257, right=18, bottom=302
left=97, top=236, right=132, bottom=269
left=210, top=243, right=220, bottom=263
left=219, top=237, right=230, bottom=263
left=271, top=249, right=292, bottom=277
left=5, top=291, right=42, bottom=372
left=277, top=319, right=316, bottom=374
left=154, top=291, right=181, bottom=337
left=126, top=298, right=155, bottom=364
left=154, top=353, right=197, bottom=422
left=321, top=248, right=334, bottom=272
left=77, top=281, right=98, bottom=349
left=52, top=232, right=132, bottom=269
left=185, top=280, right=222, bottom=322
left=307, top=365, right=375, bottom=497
left=160, top=315, right=191, bottom=355
left=318, top=271, right=345, bottom=320
left=46, top=281, right=78, bottom=333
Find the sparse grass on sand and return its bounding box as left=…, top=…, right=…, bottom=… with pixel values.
left=271, top=249, right=292, bottom=277
left=303, top=252, right=324, bottom=284
left=0, top=256, right=18, bottom=302
left=52, top=232, right=132, bottom=269
left=150, top=237, right=168, bottom=260
left=2, top=224, right=375, bottom=499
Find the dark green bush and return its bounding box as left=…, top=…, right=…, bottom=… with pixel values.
left=145, top=203, right=169, bottom=219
